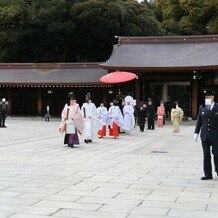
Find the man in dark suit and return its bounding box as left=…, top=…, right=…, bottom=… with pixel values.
left=147, top=98, right=155, bottom=130
left=194, top=90, right=218, bottom=180
left=138, top=102, right=147, bottom=132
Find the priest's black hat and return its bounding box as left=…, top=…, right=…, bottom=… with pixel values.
left=85, top=93, right=91, bottom=101
left=113, top=99, right=118, bottom=105
left=68, top=92, right=76, bottom=100
left=204, top=89, right=215, bottom=96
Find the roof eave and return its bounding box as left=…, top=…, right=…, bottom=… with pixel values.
left=0, top=82, right=107, bottom=86
left=115, top=35, right=218, bottom=44
left=101, top=65, right=218, bottom=72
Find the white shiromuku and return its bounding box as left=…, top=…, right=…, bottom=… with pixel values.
left=122, top=104, right=135, bottom=131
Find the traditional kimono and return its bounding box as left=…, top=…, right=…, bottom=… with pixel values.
left=81, top=102, right=99, bottom=141
left=97, top=106, right=108, bottom=138
left=156, top=105, right=165, bottom=127
left=122, top=104, right=135, bottom=134
left=171, top=106, right=184, bottom=133
left=109, top=106, right=124, bottom=138
left=108, top=105, right=115, bottom=136
left=59, top=104, right=83, bottom=146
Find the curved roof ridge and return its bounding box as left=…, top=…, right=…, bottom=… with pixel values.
left=101, top=36, right=218, bottom=70
left=115, top=35, right=218, bottom=44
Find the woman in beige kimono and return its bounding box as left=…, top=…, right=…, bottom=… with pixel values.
left=171, top=101, right=184, bottom=135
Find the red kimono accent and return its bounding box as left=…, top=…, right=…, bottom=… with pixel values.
left=109, top=122, right=119, bottom=138
left=98, top=126, right=106, bottom=138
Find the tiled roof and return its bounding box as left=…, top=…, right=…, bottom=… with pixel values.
left=0, top=63, right=108, bottom=85
left=101, top=35, right=218, bottom=71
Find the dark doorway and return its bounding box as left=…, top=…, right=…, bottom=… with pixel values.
left=11, top=88, right=38, bottom=115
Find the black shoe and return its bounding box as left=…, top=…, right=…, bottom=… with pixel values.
left=84, top=139, right=88, bottom=143
left=68, top=144, right=74, bottom=147
left=201, top=176, right=213, bottom=180
left=88, top=140, right=92, bottom=143
left=2, top=125, right=7, bottom=128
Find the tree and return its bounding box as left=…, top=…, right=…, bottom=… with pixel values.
left=0, top=0, right=28, bottom=61
left=154, top=0, right=218, bottom=35
left=0, top=0, right=163, bottom=62
left=70, top=0, right=163, bottom=61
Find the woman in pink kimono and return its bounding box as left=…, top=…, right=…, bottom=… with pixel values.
left=59, top=92, right=83, bottom=147
left=156, top=101, right=165, bottom=127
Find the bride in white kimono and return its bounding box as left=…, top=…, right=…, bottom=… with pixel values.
left=122, top=96, right=135, bottom=135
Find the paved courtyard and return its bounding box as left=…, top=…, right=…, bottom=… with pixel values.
left=0, top=118, right=218, bottom=218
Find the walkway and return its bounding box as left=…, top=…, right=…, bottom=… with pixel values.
left=0, top=118, right=218, bottom=218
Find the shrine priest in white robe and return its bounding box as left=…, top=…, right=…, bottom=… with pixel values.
left=81, top=93, right=99, bottom=143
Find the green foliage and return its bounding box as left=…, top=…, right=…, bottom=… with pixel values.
left=162, top=18, right=180, bottom=35
left=0, top=0, right=217, bottom=63
left=0, top=0, right=163, bottom=62
left=155, top=0, right=218, bottom=35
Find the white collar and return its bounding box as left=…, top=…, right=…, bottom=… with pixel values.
left=210, top=102, right=215, bottom=110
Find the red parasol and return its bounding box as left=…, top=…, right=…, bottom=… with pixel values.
left=100, top=71, right=137, bottom=84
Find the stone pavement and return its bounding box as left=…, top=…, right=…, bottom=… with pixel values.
left=0, top=118, right=218, bottom=218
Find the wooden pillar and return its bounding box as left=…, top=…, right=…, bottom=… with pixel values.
left=135, top=79, right=140, bottom=105
left=8, top=88, right=12, bottom=115
left=192, top=79, right=198, bottom=119
left=103, top=88, right=107, bottom=106
left=162, top=82, right=168, bottom=102
left=37, top=87, right=42, bottom=116
left=142, top=79, right=145, bottom=102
